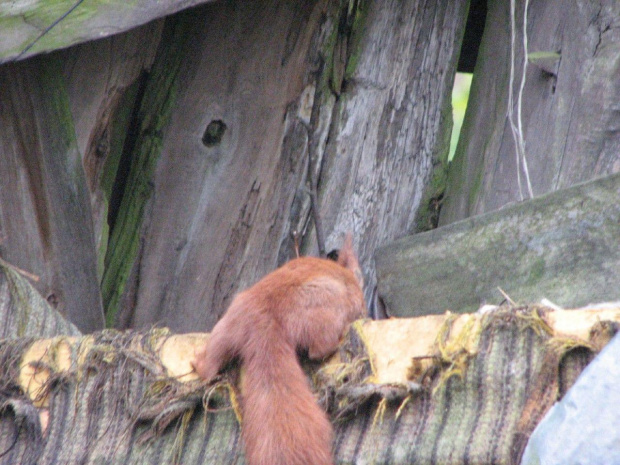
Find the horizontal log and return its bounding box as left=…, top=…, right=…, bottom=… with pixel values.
left=6, top=304, right=619, bottom=464
left=19, top=304, right=620, bottom=399
left=0, top=0, right=214, bottom=63
left=376, top=172, right=620, bottom=318
left=7, top=304, right=620, bottom=464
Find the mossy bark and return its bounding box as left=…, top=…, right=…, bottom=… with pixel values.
left=0, top=0, right=213, bottom=63
left=377, top=173, right=620, bottom=318
left=100, top=15, right=193, bottom=327
left=0, top=0, right=469, bottom=332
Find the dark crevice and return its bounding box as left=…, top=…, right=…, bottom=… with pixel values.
left=457, top=0, right=487, bottom=73
left=107, top=70, right=150, bottom=235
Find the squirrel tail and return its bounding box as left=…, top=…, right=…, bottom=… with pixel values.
left=240, top=318, right=334, bottom=465
left=193, top=305, right=243, bottom=381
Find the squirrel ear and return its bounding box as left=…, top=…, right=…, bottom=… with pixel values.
left=337, top=233, right=364, bottom=288
left=326, top=249, right=340, bottom=261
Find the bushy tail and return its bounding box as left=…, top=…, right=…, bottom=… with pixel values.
left=241, top=321, right=334, bottom=465
left=193, top=305, right=243, bottom=381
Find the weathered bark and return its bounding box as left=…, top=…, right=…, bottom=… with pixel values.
left=103, top=0, right=468, bottom=331
left=0, top=20, right=162, bottom=333
left=299, top=0, right=468, bottom=307
left=0, top=0, right=212, bottom=64
left=440, top=0, right=620, bottom=225
left=115, top=0, right=338, bottom=331
left=0, top=0, right=468, bottom=331
left=376, top=173, right=620, bottom=318
left=0, top=56, right=103, bottom=333
left=62, top=21, right=164, bottom=280
left=100, top=14, right=194, bottom=328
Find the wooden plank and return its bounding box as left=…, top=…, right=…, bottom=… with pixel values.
left=376, top=173, right=620, bottom=317
left=0, top=0, right=214, bottom=64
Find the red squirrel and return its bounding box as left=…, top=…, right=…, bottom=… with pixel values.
left=192, top=235, right=366, bottom=465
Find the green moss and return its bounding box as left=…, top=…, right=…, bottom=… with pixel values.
left=320, top=0, right=370, bottom=96
left=35, top=55, right=86, bottom=188
left=101, top=14, right=194, bottom=328
left=18, top=1, right=100, bottom=55
left=1, top=0, right=145, bottom=60
left=321, top=6, right=340, bottom=95
left=95, top=79, right=142, bottom=285
left=0, top=17, right=34, bottom=57
left=527, top=257, right=546, bottom=285
left=416, top=82, right=453, bottom=232
left=22, top=1, right=89, bottom=26
left=101, top=81, right=142, bottom=201
left=343, top=0, right=369, bottom=80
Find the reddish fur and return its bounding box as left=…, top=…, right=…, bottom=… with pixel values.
left=193, top=236, right=366, bottom=465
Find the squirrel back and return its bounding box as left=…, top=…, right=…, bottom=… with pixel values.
left=193, top=235, right=366, bottom=465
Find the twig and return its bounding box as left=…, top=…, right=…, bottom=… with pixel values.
left=306, top=127, right=326, bottom=257
left=497, top=287, right=516, bottom=306
left=0, top=257, right=40, bottom=282
left=291, top=230, right=300, bottom=258
left=299, top=67, right=327, bottom=257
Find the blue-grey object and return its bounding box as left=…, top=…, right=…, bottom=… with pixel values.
left=520, top=331, right=620, bottom=465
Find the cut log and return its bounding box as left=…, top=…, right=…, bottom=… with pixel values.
left=376, top=172, right=620, bottom=318
left=6, top=304, right=619, bottom=464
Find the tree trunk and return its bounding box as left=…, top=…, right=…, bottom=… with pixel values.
left=62, top=20, right=164, bottom=284
left=102, top=0, right=468, bottom=331
left=107, top=1, right=337, bottom=331
left=440, top=0, right=620, bottom=225
left=0, top=57, right=104, bottom=333
left=0, top=0, right=468, bottom=331
left=299, top=0, right=468, bottom=306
